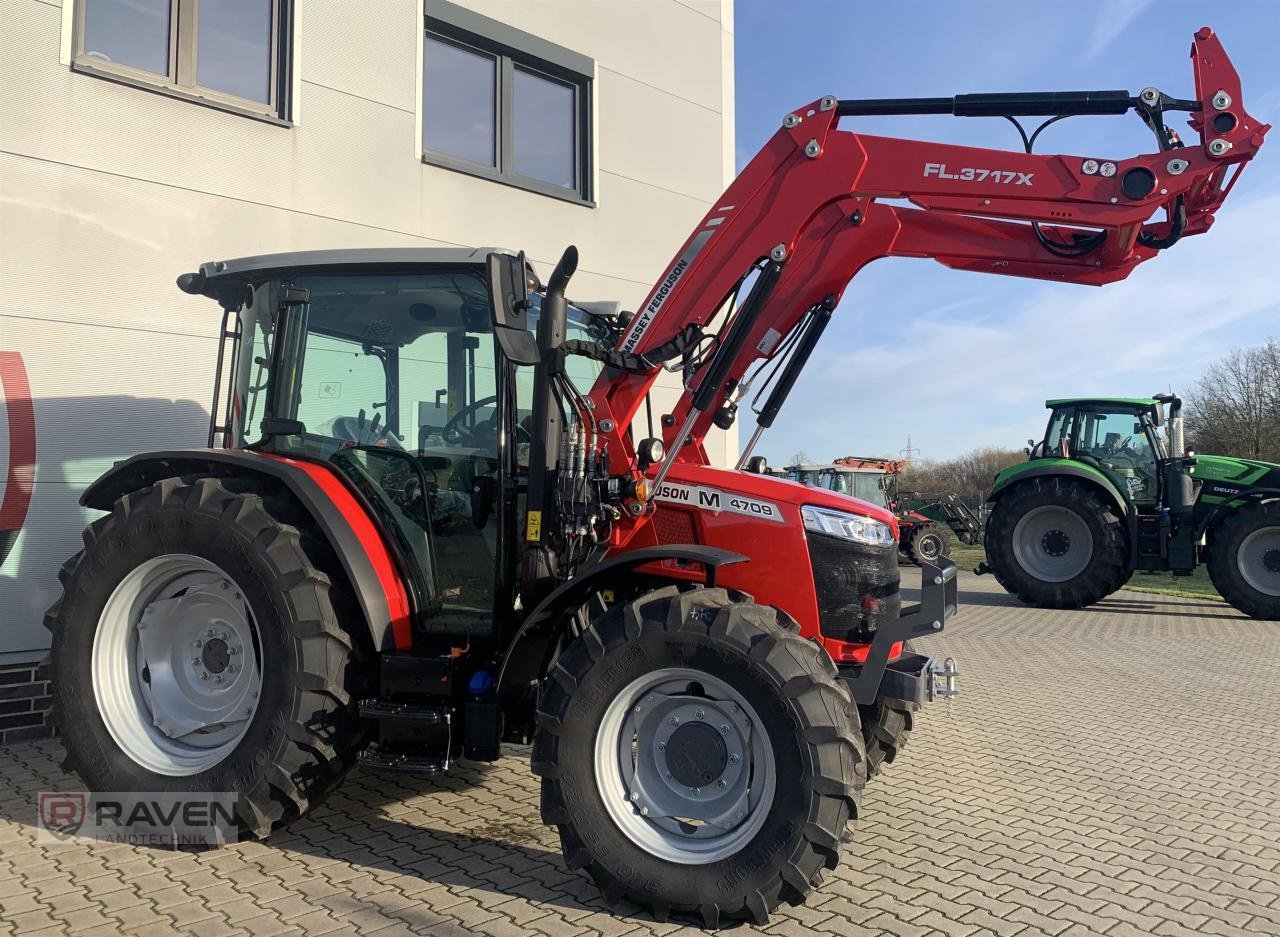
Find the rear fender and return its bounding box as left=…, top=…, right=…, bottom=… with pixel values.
left=1197, top=486, right=1280, bottom=538
left=81, top=449, right=409, bottom=651
left=989, top=461, right=1129, bottom=516
left=495, top=546, right=748, bottom=692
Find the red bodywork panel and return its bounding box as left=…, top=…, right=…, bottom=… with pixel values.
left=636, top=464, right=901, bottom=662
left=261, top=453, right=414, bottom=649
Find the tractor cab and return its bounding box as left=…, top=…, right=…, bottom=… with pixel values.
left=783, top=462, right=890, bottom=508
left=1035, top=397, right=1167, bottom=504
left=185, top=248, right=610, bottom=640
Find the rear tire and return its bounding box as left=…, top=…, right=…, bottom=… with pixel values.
left=907, top=526, right=949, bottom=566
left=46, top=476, right=370, bottom=839
left=1206, top=501, right=1280, bottom=620
left=533, top=585, right=865, bottom=927
left=985, top=478, right=1128, bottom=609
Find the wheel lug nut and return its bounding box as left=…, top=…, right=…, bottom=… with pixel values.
left=640, top=806, right=649, bottom=816
left=200, top=672, right=209, bottom=681
left=227, top=665, right=235, bottom=674
left=191, top=658, right=200, bottom=665
left=656, top=741, right=666, bottom=751
left=728, top=753, right=739, bottom=764
left=215, top=676, right=223, bottom=684
left=690, top=787, right=700, bottom=796
left=669, top=716, right=679, bottom=726
left=717, top=779, right=727, bottom=789
left=720, top=724, right=730, bottom=735
left=695, top=710, right=705, bottom=720
left=206, top=629, right=215, bottom=637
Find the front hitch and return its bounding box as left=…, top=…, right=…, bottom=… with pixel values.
left=842, top=559, right=959, bottom=706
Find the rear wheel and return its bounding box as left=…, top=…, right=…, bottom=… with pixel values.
left=985, top=478, right=1128, bottom=609
left=1206, top=502, right=1280, bottom=620
left=46, top=476, right=370, bottom=838
left=907, top=526, right=949, bottom=565
left=534, top=586, right=865, bottom=927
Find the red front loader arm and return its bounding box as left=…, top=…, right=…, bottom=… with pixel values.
left=586, top=27, right=1266, bottom=522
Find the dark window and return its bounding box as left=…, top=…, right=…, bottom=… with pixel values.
left=423, top=1, right=593, bottom=205
left=73, top=0, right=291, bottom=122
left=422, top=36, right=497, bottom=167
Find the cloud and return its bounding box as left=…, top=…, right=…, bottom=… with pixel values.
left=1084, top=0, right=1157, bottom=62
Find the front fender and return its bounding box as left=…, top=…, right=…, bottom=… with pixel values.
left=989, top=460, right=1129, bottom=515
left=495, top=545, right=748, bottom=692
left=83, top=449, right=409, bottom=651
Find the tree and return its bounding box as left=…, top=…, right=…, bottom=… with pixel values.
left=899, top=446, right=1024, bottom=503
left=1185, top=338, right=1280, bottom=461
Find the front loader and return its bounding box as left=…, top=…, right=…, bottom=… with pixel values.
left=982, top=394, right=1280, bottom=618
left=47, top=29, right=1265, bottom=926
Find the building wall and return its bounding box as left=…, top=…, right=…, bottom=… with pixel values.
left=0, top=0, right=737, bottom=662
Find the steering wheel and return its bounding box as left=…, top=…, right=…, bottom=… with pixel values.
left=441, top=395, right=535, bottom=445
left=331, top=409, right=401, bottom=449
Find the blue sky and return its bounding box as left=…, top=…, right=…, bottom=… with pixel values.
left=732, top=0, right=1280, bottom=463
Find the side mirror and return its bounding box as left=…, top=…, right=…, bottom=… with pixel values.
left=485, top=251, right=540, bottom=366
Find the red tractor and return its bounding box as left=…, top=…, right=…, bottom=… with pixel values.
left=832, top=457, right=984, bottom=565
left=46, top=30, right=1264, bottom=926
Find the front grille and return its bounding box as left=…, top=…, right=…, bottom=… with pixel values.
left=806, top=532, right=900, bottom=642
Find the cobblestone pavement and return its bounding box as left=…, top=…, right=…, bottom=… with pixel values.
left=1, top=572, right=1278, bottom=936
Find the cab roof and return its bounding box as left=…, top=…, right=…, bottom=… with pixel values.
left=178, top=247, right=513, bottom=304
left=1045, top=396, right=1158, bottom=410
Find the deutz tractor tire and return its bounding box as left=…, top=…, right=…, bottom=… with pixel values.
left=985, top=478, right=1128, bottom=609
left=907, top=526, right=950, bottom=566
left=534, top=585, right=865, bottom=927
left=1205, top=501, right=1280, bottom=620
left=46, top=475, right=370, bottom=839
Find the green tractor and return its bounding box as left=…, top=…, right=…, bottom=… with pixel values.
left=981, top=395, right=1280, bottom=619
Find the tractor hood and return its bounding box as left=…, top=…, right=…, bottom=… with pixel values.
left=657, top=463, right=898, bottom=530
left=1191, top=454, right=1280, bottom=488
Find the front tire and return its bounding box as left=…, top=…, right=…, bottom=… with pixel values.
left=46, top=476, right=370, bottom=839
left=533, top=586, right=865, bottom=927
left=985, top=478, right=1128, bottom=609
left=1206, top=501, right=1280, bottom=620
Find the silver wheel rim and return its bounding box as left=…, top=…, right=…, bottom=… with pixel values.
left=1237, top=525, right=1280, bottom=596
left=593, top=666, right=776, bottom=865
left=92, top=554, right=263, bottom=776
left=1012, top=505, right=1094, bottom=582
left=917, top=533, right=943, bottom=560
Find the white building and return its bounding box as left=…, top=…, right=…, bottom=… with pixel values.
left=0, top=0, right=737, bottom=726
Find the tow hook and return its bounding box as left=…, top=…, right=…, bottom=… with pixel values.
left=930, top=657, right=960, bottom=700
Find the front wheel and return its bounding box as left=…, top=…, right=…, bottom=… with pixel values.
left=1206, top=502, right=1280, bottom=620
left=533, top=586, right=865, bottom=927
left=985, top=478, right=1129, bottom=609
left=46, top=476, right=370, bottom=839
left=907, top=526, right=950, bottom=565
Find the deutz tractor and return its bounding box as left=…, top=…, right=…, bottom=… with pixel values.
left=46, top=27, right=1264, bottom=925
left=982, top=395, right=1280, bottom=618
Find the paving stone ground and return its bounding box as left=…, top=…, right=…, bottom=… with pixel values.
left=1, top=572, right=1277, bottom=936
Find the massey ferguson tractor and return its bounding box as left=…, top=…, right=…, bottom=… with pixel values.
left=46, top=29, right=1264, bottom=925
left=982, top=395, right=1280, bottom=618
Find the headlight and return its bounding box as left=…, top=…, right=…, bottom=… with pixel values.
left=802, top=505, right=894, bottom=545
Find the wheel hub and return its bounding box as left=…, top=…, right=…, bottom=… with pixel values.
left=664, top=721, right=728, bottom=788
left=1265, top=548, right=1280, bottom=574
left=201, top=637, right=231, bottom=674
left=1042, top=529, right=1071, bottom=557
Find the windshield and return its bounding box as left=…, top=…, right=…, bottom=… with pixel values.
left=232, top=277, right=607, bottom=456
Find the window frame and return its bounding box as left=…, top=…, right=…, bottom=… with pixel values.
left=71, top=0, right=293, bottom=125
left=423, top=0, right=594, bottom=206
